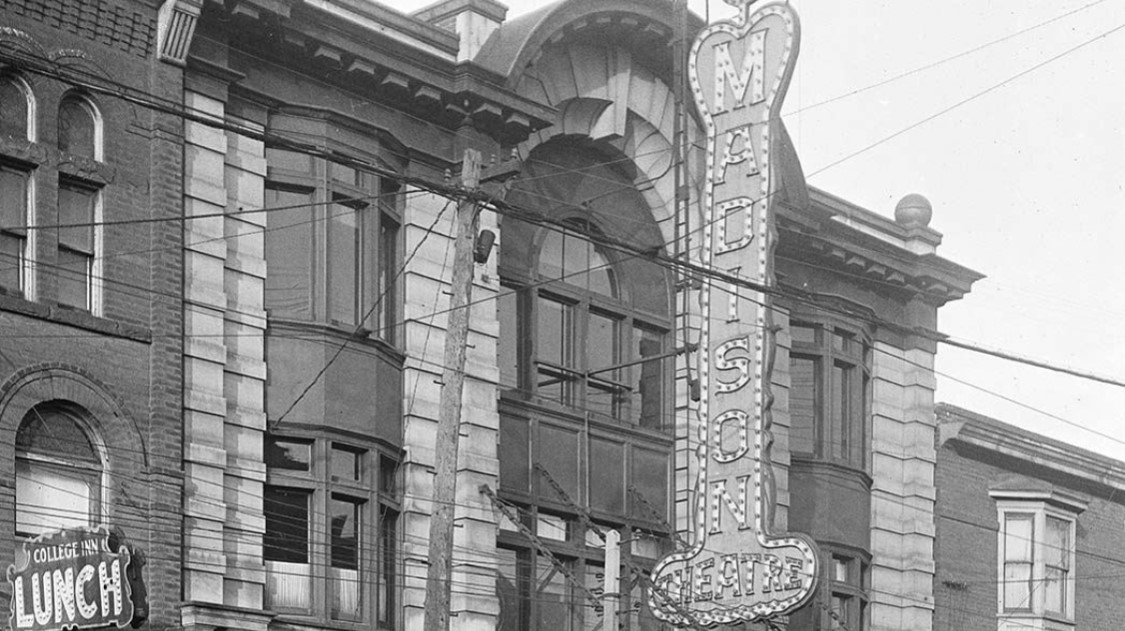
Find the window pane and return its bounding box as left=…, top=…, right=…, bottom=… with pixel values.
left=379, top=456, right=397, bottom=495
left=330, top=496, right=362, bottom=620
left=791, top=323, right=816, bottom=345
left=0, top=78, right=30, bottom=139
left=538, top=229, right=563, bottom=280
left=1, top=165, right=28, bottom=230
left=587, top=312, right=618, bottom=374
left=378, top=213, right=398, bottom=341
left=1044, top=566, right=1066, bottom=615
left=496, top=547, right=528, bottom=631
left=830, top=594, right=848, bottom=629
left=265, top=148, right=312, bottom=173
left=1004, top=514, right=1033, bottom=562
left=539, top=424, right=578, bottom=502
left=264, top=188, right=313, bottom=319
left=584, top=246, right=613, bottom=297
left=631, top=324, right=665, bottom=429
left=833, top=556, right=849, bottom=583
left=498, top=288, right=519, bottom=388
left=830, top=362, right=850, bottom=460
left=790, top=356, right=816, bottom=455
left=17, top=409, right=99, bottom=462
left=630, top=448, right=668, bottom=522
left=1, top=166, right=28, bottom=295
left=265, top=437, right=311, bottom=471
left=589, top=438, right=624, bottom=513
left=58, top=182, right=95, bottom=253
left=1045, top=516, right=1069, bottom=568
left=327, top=202, right=360, bottom=325
left=264, top=487, right=310, bottom=563
left=16, top=460, right=95, bottom=535
left=331, top=446, right=361, bottom=481
left=1003, top=562, right=1032, bottom=610
left=56, top=248, right=90, bottom=310
left=378, top=509, right=398, bottom=626
left=583, top=563, right=605, bottom=631
left=537, top=296, right=571, bottom=367
left=500, top=416, right=530, bottom=492
left=537, top=558, right=573, bottom=631
left=58, top=98, right=95, bottom=159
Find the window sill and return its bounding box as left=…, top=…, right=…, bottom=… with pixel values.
left=270, top=612, right=393, bottom=631
left=998, top=612, right=1075, bottom=631
left=0, top=294, right=151, bottom=343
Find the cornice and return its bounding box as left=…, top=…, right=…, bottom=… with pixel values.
left=937, top=403, right=1125, bottom=495
left=196, top=0, right=555, bottom=146
left=777, top=197, right=983, bottom=305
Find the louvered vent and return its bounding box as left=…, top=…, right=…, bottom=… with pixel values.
left=157, top=0, right=200, bottom=66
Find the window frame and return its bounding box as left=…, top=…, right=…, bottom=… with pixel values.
left=991, top=490, right=1085, bottom=627
left=787, top=315, right=872, bottom=470
left=1, top=73, right=37, bottom=142
left=55, top=175, right=102, bottom=313
left=264, top=147, right=401, bottom=343
left=57, top=93, right=103, bottom=162
left=14, top=404, right=106, bottom=539
left=1, top=161, right=33, bottom=298
left=264, top=433, right=400, bottom=627
left=499, top=221, right=673, bottom=430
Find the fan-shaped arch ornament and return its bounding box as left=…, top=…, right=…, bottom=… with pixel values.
left=647, top=2, right=818, bottom=627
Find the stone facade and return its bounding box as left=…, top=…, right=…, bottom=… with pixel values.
left=1, top=1, right=985, bottom=631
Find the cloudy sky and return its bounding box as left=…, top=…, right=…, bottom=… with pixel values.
left=392, top=0, right=1125, bottom=459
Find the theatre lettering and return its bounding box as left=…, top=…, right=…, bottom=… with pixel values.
left=7, top=527, right=135, bottom=631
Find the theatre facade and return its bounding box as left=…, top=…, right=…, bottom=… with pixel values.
left=2, top=0, right=981, bottom=630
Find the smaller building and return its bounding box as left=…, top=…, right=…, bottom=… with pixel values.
left=934, top=404, right=1125, bottom=631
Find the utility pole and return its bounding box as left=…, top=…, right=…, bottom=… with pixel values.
left=603, top=529, right=621, bottom=630
left=423, top=148, right=482, bottom=631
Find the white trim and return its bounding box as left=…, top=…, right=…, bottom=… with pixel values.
left=994, top=497, right=1079, bottom=631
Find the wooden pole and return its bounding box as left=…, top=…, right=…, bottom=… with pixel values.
left=423, top=149, right=482, bottom=631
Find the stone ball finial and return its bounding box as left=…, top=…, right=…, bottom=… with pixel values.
left=894, top=193, right=933, bottom=227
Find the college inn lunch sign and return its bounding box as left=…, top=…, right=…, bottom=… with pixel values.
left=648, top=1, right=818, bottom=626
left=8, top=527, right=136, bottom=631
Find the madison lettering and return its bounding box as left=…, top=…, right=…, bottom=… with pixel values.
left=648, top=1, right=818, bottom=627
left=7, top=527, right=134, bottom=631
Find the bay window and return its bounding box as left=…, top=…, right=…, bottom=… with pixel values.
left=265, top=435, right=399, bottom=626
left=992, top=489, right=1085, bottom=628
left=788, top=317, right=870, bottom=469
left=265, top=147, right=401, bottom=340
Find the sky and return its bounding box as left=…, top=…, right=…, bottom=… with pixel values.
left=393, top=0, right=1125, bottom=460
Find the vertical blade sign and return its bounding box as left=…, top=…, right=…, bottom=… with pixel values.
left=649, top=1, right=818, bottom=626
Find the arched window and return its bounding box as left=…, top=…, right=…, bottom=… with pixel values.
left=58, top=94, right=100, bottom=161
left=14, top=404, right=103, bottom=537
left=0, top=74, right=34, bottom=141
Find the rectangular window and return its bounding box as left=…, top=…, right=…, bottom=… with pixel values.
left=1044, top=515, right=1070, bottom=615
left=500, top=416, right=530, bottom=493
left=537, top=296, right=575, bottom=404
left=377, top=508, right=397, bottom=628
left=538, top=424, right=579, bottom=503
left=378, top=211, right=398, bottom=342
left=57, top=179, right=96, bottom=311
left=327, top=200, right=361, bottom=326
left=631, top=324, right=665, bottom=429
left=264, top=187, right=313, bottom=319
left=264, top=486, right=312, bottom=611
left=789, top=355, right=816, bottom=455
left=330, top=495, right=362, bottom=621
left=631, top=447, right=669, bottom=522
left=589, top=438, right=624, bottom=513
left=498, top=288, right=520, bottom=389
left=1, top=164, right=28, bottom=296
left=1002, top=513, right=1034, bottom=611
